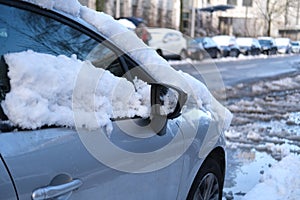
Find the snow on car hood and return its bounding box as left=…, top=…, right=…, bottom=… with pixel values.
left=6, top=0, right=232, bottom=133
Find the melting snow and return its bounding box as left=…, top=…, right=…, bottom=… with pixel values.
left=242, top=154, right=300, bottom=200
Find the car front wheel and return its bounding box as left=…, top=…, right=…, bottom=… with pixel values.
left=187, top=157, right=223, bottom=200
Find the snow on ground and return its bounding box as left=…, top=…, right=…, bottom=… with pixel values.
left=242, top=154, right=300, bottom=200
left=222, top=71, right=300, bottom=199
left=168, top=53, right=291, bottom=65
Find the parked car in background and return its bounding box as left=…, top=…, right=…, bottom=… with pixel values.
left=212, top=35, right=240, bottom=57
left=236, top=37, right=261, bottom=56
left=186, top=37, right=221, bottom=60
left=148, top=28, right=187, bottom=60
left=117, top=17, right=151, bottom=45
left=186, top=38, right=207, bottom=60
left=258, top=37, right=278, bottom=55
left=291, top=41, right=300, bottom=53
left=0, top=1, right=230, bottom=200
left=275, top=37, right=292, bottom=54
left=195, top=37, right=221, bottom=59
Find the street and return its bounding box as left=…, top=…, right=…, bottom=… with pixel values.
left=170, top=54, right=300, bottom=199
left=170, top=54, right=300, bottom=87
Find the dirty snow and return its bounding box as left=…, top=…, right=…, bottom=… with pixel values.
left=221, top=71, right=300, bottom=199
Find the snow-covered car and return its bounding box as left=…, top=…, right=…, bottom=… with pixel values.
left=212, top=35, right=240, bottom=57
left=186, top=38, right=207, bottom=60
left=275, top=37, right=292, bottom=54
left=236, top=37, right=261, bottom=56
left=291, top=41, right=300, bottom=53
left=0, top=0, right=231, bottom=200
left=187, top=37, right=221, bottom=60
left=258, top=37, right=278, bottom=55
left=147, top=28, right=187, bottom=60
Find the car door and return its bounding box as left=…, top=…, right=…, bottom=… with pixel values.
left=0, top=1, right=185, bottom=199
left=162, top=32, right=182, bottom=55
left=0, top=155, right=17, bottom=200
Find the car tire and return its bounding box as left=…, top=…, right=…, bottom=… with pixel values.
left=187, top=157, right=224, bottom=200
left=230, top=49, right=239, bottom=57
left=216, top=50, right=222, bottom=59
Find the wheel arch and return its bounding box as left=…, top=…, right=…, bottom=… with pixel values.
left=186, top=146, right=226, bottom=199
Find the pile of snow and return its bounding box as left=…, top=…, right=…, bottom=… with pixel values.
left=3, top=50, right=151, bottom=133
left=117, top=19, right=136, bottom=30
left=5, top=0, right=232, bottom=132
left=242, top=154, right=300, bottom=200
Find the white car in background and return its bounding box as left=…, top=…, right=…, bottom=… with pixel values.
left=291, top=41, right=300, bottom=53
left=275, top=37, right=292, bottom=54
left=147, top=28, right=187, bottom=60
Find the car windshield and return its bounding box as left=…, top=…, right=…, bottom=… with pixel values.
left=194, top=38, right=204, bottom=43
left=258, top=39, right=272, bottom=45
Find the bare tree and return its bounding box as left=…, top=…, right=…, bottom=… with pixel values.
left=254, top=0, right=286, bottom=36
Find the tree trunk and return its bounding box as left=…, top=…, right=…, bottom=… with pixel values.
left=268, top=19, right=272, bottom=36
left=179, top=0, right=184, bottom=33
left=96, top=0, right=105, bottom=11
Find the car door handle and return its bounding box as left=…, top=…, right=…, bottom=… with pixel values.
left=32, top=179, right=83, bottom=200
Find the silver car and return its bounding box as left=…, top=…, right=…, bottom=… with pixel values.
left=0, top=1, right=229, bottom=199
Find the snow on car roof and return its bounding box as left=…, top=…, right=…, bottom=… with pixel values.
left=117, top=18, right=136, bottom=30
left=274, top=38, right=290, bottom=46
left=5, top=0, right=232, bottom=132
left=236, top=37, right=253, bottom=46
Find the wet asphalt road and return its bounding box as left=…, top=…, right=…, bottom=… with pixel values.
left=170, top=54, right=300, bottom=89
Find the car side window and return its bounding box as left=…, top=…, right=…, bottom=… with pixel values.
left=0, top=3, right=131, bottom=123
left=163, top=33, right=180, bottom=42
left=0, top=3, right=124, bottom=77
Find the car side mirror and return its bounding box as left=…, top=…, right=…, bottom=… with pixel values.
left=149, top=83, right=187, bottom=135
left=150, top=83, right=187, bottom=119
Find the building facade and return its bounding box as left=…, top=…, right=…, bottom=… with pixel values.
left=80, top=0, right=300, bottom=39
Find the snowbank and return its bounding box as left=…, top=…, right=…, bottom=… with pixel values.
left=7, top=0, right=232, bottom=132
left=242, top=154, right=300, bottom=200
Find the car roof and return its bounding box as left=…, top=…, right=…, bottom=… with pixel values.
left=258, top=36, right=274, bottom=40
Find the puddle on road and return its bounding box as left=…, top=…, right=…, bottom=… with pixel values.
left=223, top=147, right=277, bottom=200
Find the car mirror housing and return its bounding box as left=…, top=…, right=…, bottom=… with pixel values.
left=149, top=83, right=187, bottom=135
left=150, top=83, right=187, bottom=119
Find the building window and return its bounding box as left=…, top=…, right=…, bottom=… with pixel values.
left=242, top=0, right=253, bottom=7
left=227, top=0, right=237, bottom=5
